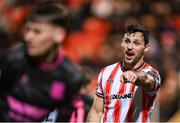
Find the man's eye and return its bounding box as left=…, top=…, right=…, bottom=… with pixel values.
left=34, top=29, right=41, bottom=34
left=134, top=42, right=140, bottom=46
left=124, top=39, right=130, bottom=43
left=24, top=27, right=29, bottom=32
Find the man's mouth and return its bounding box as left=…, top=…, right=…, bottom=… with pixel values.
left=26, top=43, right=34, bottom=49
left=26, top=44, right=35, bottom=52
left=125, top=51, right=135, bottom=59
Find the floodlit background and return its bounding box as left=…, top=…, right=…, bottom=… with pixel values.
left=0, top=0, right=179, bottom=121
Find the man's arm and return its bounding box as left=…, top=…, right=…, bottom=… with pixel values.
left=120, top=70, right=156, bottom=92
left=86, top=95, right=104, bottom=122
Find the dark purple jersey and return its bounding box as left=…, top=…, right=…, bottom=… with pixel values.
left=0, top=44, right=88, bottom=121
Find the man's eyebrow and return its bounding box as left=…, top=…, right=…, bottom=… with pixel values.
left=134, top=39, right=140, bottom=41
left=123, top=37, right=130, bottom=41
left=133, top=39, right=143, bottom=42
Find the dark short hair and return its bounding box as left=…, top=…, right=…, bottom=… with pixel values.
left=125, top=24, right=149, bottom=45
left=25, top=2, right=70, bottom=29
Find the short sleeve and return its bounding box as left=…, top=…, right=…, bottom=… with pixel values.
left=96, top=69, right=104, bottom=98
left=146, top=69, right=161, bottom=95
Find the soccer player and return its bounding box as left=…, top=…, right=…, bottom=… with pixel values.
left=87, top=24, right=161, bottom=122
left=0, top=2, right=88, bottom=122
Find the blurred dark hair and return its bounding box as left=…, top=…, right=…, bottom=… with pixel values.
left=125, top=24, right=149, bottom=45
left=25, top=2, right=70, bottom=29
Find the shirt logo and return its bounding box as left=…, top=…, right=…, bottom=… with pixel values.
left=105, top=93, right=133, bottom=102
left=112, top=93, right=133, bottom=99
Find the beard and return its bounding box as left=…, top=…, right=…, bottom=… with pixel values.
left=123, top=51, right=144, bottom=69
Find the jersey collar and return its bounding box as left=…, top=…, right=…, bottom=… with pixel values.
left=121, top=61, right=145, bottom=72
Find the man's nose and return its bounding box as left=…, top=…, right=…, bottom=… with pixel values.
left=24, top=31, right=33, bottom=42
left=127, top=43, right=133, bottom=50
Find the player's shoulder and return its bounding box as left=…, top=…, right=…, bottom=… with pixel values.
left=103, top=62, right=121, bottom=72
left=143, top=62, right=160, bottom=75
left=61, top=55, right=85, bottom=81
left=61, top=56, right=77, bottom=72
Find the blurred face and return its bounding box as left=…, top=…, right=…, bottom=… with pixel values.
left=121, top=32, right=149, bottom=65
left=24, top=22, right=61, bottom=57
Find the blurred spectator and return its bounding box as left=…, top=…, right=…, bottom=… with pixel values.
left=157, top=54, right=179, bottom=121
left=90, top=0, right=114, bottom=19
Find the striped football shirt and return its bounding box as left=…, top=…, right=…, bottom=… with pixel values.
left=96, top=62, right=161, bottom=122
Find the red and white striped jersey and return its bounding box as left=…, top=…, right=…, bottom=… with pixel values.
left=96, top=62, right=161, bottom=122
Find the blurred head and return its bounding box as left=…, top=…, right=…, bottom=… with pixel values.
left=121, top=24, right=150, bottom=66
left=24, top=2, right=69, bottom=57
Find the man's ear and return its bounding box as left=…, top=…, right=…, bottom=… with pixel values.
left=121, top=41, right=123, bottom=48
left=121, top=38, right=125, bottom=48
left=53, top=27, right=66, bottom=44
left=145, top=44, right=150, bottom=53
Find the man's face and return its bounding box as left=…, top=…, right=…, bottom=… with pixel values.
left=24, top=22, right=59, bottom=57
left=121, top=32, right=149, bottom=65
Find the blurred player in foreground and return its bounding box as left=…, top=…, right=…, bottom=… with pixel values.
left=0, top=2, right=88, bottom=122
left=87, top=24, right=161, bottom=122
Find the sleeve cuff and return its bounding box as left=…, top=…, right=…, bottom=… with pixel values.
left=96, top=91, right=104, bottom=98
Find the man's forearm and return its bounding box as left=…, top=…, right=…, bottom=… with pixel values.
left=134, top=71, right=155, bottom=91
left=87, top=107, right=102, bottom=122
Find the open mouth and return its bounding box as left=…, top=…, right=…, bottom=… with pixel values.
left=125, top=51, right=135, bottom=58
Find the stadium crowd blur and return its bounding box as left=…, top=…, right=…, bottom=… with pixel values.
left=0, top=0, right=179, bottom=121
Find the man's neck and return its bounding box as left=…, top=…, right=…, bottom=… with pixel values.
left=123, top=58, right=144, bottom=71
left=34, top=48, right=59, bottom=64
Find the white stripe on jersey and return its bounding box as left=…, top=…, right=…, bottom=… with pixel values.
left=96, top=62, right=161, bottom=122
